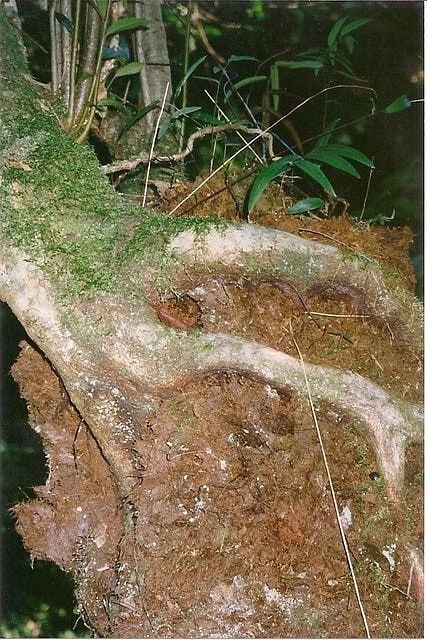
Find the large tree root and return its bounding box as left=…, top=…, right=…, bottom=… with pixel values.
left=1, top=9, right=422, bottom=633
left=2, top=220, right=423, bottom=638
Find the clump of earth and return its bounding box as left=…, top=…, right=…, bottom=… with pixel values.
left=13, top=173, right=423, bottom=637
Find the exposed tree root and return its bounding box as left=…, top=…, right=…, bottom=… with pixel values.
left=0, top=12, right=422, bottom=632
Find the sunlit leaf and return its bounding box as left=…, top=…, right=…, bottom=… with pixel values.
left=384, top=95, right=411, bottom=114
left=294, top=159, right=336, bottom=195
left=54, top=12, right=74, bottom=33
left=305, top=149, right=361, bottom=178
left=105, top=17, right=149, bottom=37
left=174, top=55, right=207, bottom=101
left=112, top=62, right=143, bottom=79
left=247, top=156, right=296, bottom=213
left=287, top=198, right=324, bottom=215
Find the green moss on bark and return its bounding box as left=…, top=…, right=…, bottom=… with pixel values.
left=0, top=8, right=228, bottom=301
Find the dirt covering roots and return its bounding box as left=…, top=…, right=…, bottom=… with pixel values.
left=11, top=200, right=423, bottom=638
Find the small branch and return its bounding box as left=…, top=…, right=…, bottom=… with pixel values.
left=102, top=123, right=277, bottom=175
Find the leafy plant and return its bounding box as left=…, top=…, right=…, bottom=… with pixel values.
left=246, top=110, right=377, bottom=214
left=270, top=16, right=372, bottom=85
left=50, top=1, right=150, bottom=142
left=245, top=15, right=412, bottom=216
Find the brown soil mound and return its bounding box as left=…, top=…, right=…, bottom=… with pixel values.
left=13, top=173, right=423, bottom=637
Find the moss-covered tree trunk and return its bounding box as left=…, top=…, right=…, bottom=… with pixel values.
left=0, top=10, right=423, bottom=638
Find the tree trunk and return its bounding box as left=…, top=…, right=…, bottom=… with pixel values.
left=0, top=10, right=423, bottom=638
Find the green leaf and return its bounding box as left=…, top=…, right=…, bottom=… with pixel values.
left=247, top=156, right=296, bottom=213
left=54, top=12, right=74, bottom=33
left=275, top=60, right=324, bottom=71
left=112, top=62, right=143, bottom=79
left=78, top=71, right=94, bottom=83
left=204, top=25, right=222, bottom=37
left=105, top=17, right=149, bottom=37
left=87, top=0, right=105, bottom=18
left=323, top=144, right=375, bottom=168
left=117, top=100, right=160, bottom=141
left=225, top=75, right=268, bottom=103
left=384, top=95, right=412, bottom=114
left=344, top=34, right=356, bottom=55
left=96, top=97, right=124, bottom=110
left=194, top=112, right=227, bottom=126
left=294, top=159, right=336, bottom=195
left=340, top=18, right=372, bottom=37
left=270, top=63, right=280, bottom=112
left=228, top=55, right=260, bottom=63
left=174, top=55, right=207, bottom=101
left=287, top=198, right=324, bottom=215
left=305, top=149, right=361, bottom=178
left=157, top=106, right=202, bottom=140
left=312, top=119, right=341, bottom=150
left=327, top=16, right=348, bottom=47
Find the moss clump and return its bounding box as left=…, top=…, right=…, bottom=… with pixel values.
left=0, top=11, right=231, bottom=302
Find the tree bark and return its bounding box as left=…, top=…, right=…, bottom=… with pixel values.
left=0, top=9, right=423, bottom=637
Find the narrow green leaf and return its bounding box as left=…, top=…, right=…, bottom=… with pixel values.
left=228, top=55, right=260, bottom=63
left=87, top=0, right=109, bottom=19
left=157, top=106, right=202, bottom=140
left=225, top=75, right=268, bottom=103
left=344, top=34, right=356, bottom=55
left=305, top=149, right=361, bottom=178
left=294, top=159, right=336, bottom=195
left=340, top=18, right=372, bottom=37
left=54, top=12, right=74, bottom=33
left=275, top=60, right=324, bottom=70
left=247, top=156, right=296, bottom=213
left=174, top=55, right=207, bottom=101
left=327, top=16, right=348, bottom=47
left=105, top=17, right=149, bottom=37
left=117, top=100, right=160, bottom=141
left=287, top=198, right=324, bottom=215
left=78, top=71, right=93, bottom=83
left=384, top=95, right=412, bottom=114
left=270, top=63, right=280, bottom=112
left=97, top=97, right=124, bottom=110
left=194, top=112, right=227, bottom=126
left=312, top=120, right=341, bottom=151
left=324, top=144, right=375, bottom=168
left=204, top=25, right=222, bottom=37
left=112, top=62, right=143, bottom=79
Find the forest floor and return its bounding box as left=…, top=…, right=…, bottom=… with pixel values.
left=13, top=173, right=423, bottom=638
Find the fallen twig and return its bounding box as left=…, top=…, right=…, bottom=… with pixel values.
left=102, top=123, right=277, bottom=176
